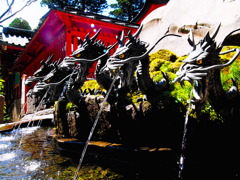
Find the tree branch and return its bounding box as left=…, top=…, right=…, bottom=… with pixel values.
left=0, top=0, right=15, bottom=21
left=0, top=0, right=37, bottom=24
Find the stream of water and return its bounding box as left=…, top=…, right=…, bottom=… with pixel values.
left=0, top=126, right=126, bottom=180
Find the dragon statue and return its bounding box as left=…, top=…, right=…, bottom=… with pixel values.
left=25, top=54, right=54, bottom=86
left=104, top=25, right=180, bottom=104
left=35, top=29, right=115, bottom=107
left=172, top=24, right=240, bottom=179
left=96, top=27, right=144, bottom=105
left=25, top=55, right=55, bottom=108
left=60, top=29, right=116, bottom=106
left=172, top=24, right=240, bottom=116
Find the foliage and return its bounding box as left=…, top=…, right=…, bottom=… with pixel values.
left=41, top=0, right=108, bottom=14
left=9, top=17, right=32, bottom=30
left=109, top=0, right=145, bottom=21
left=0, top=79, right=4, bottom=96
left=0, top=76, right=9, bottom=123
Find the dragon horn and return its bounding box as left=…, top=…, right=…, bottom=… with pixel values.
left=65, top=42, right=118, bottom=63
left=40, top=59, right=46, bottom=65
left=113, top=34, right=181, bottom=64
left=85, top=33, right=90, bottom=43
left=91, top=28, right=101, bottom=41
left=128, top=30, right=133, bottom=41
left=193, top=48, right=240, bottom=72
left=78, top=37, right=83, bottom=45
left=45, top=54, right=54, bottom=64
left=211, top=23, right=221, bottom=40
left=117, top=31, right=125, bottom=47
left=133, top=24, right=143, bottom=38
left=187, top=30, right=196, bottom=49
left=126, top=25, right=143, bottom=46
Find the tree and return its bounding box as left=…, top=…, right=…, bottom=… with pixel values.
left=9, top=17, right=32, bottom=30
left=0, top=0, right=37, bottom=24
left=109, top=0, right=145, bottom=21
left=40, top=0, right=108, bottom=14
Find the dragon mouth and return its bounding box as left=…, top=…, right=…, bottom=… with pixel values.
left=172, top=66, right=208, bottom=104
left=191, top=80, right=204, bottom=103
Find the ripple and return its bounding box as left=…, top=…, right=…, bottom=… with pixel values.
left=23, top=161, right=41, bottom=172
left=0, top=136, right=15, bottom=142
left=0, top=144, right=10, bottom=150
left=0, top=152, right=16, bottom=161
left=19, top=126, right=40, bottom=135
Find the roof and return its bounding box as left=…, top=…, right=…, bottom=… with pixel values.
left=63, top=6, right=139, bottom=29
left=13, top=8, right=139, bottom=72
left=0, top=27, right=35, bottom=47
left=2, top=27, right=35, bottom=39
left=132, top=0, right=169, bottom=24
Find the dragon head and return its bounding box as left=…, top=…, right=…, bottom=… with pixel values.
left=173, top=24, right=240, bottom=105
left=25, top=55, right=54, bottom=85
left=104, top=25, right=148, bottom=70
left=60, top=29, right=107, bottom=68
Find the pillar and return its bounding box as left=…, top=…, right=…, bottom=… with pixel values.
left=0, top=95, right=5, bottom=124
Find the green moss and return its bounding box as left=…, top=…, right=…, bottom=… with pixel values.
left=131, top=91, right=145, bottom=104
left=148, top=47, right=240, bottom=122
left=66, top=102, right=76, bottom=111
left=56, top=165, right=123, bottom=180
left=81, top=80, right=102, bottom=92
left=149, top=59, right=166, bottom=72
left=149, top=49, right=178, bottom=62
left=219, top=46, right=240, bottom=90
left=150, top=71, right=164, bottom=82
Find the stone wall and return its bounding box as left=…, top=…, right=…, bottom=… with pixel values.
left=54, top=95, right=184, bottom=148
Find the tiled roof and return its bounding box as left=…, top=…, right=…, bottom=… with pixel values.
left=0, top=32, right=30, bottom=47
left=0, top=27, right=35, bottom=47
left=63, top=6, right=140, bottom=29
left=2, top=27, right=34, bottom=39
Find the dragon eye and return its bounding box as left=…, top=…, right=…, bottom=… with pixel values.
left=35, top=74, right=39, bottom=77
left=118, top=54, right=125, bottom=59
left=75, top=53, right=81, bottom=58
left=46, top=79, right=51, bottom=83
left=196, top=59, right=203, bottom=64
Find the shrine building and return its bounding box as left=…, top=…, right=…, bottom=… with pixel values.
left=0, top=0, right=169, bottom=119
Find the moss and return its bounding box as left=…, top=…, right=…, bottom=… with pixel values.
left=150, top=71, right=163, bottom=82
left=66, top=102, right=73, bottom=111
left=81, top=80, right=102, bottom=92
left=149, top=58, right=166, bottom=72
left=77, top=166, right=123, bottom=180
left=148, top=47, right=240, bottom=122
left=219, top=46, right=240, bottom=91
left=149, top=49, right=178, bottom=62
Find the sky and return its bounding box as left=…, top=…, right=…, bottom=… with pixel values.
left=0, top=0, right=117, bottom=30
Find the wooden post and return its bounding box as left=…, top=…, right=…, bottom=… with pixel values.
left=0, top=95, right=5, bottom=124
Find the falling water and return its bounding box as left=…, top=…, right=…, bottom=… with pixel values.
left=17, top=87, right=51, bottom=147
left=177, top=90, right=193, bottom=179
left=0, top=127, right=75, bottom=179
left=73, top=76, right=118, bottom=180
